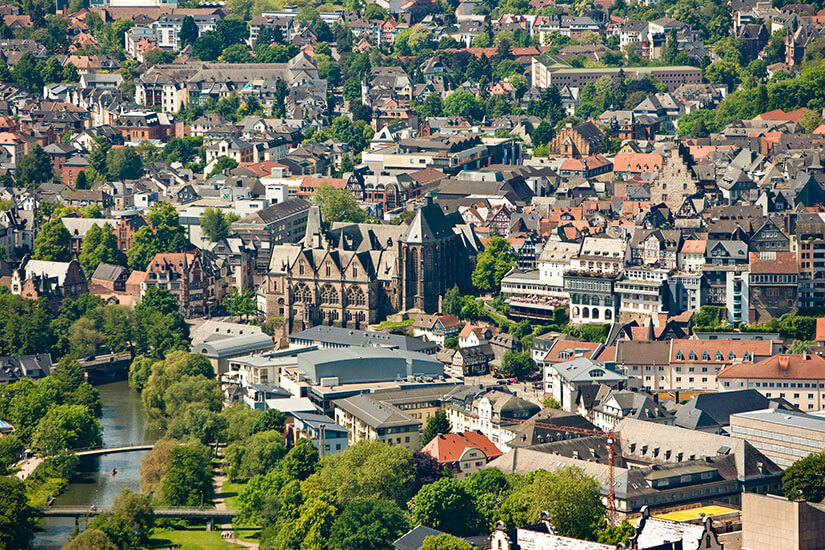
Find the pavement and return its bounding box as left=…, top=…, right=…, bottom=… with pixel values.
left=15, top=456, right=43, bottom=480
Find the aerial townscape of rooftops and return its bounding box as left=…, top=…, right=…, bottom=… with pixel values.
left=5, top=0, right=825, bottom=547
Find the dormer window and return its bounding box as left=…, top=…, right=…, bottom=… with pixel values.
left=702, top=351, right=710, bottom=361
left=728, top=351, right=735, bottom=361
left=689, top=351, right=697, bottom=361
left=675, top=351, right=684, bottom=360
left=715, top=351, right=723, bottom=361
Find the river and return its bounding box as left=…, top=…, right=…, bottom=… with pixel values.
left=33, top=381, right=155, bottom=550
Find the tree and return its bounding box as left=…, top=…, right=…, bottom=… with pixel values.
left=500, top=350, right=535, bottom=379
left=220, top=43, right=254, bottom=63
left=504, top=467, right=604, bottom=540
left=207, top=156, right=239, bottom=178
left=802, top=110, right=824, bottom=133
left=126, top=226, right=160, bottom=271
left=139, top=438, right=178, bottom=494
left=192, top=32, right=224, bottom=61
left=249, top=408, right=286, bottom=435
left=216, top=16, right=249, bottom=47
left=111, top=489, right=155, bottom=545
left=443, top=90, right=481, bottom=119
left=200, top=206, right=239, bottom=242
left=329, top=498, right=410, bottom=550
left=128, top=355, right=155, bottom=392
left=31, top=403, right=103, bottom=455
left=179, top=15, right=199, bottom=48
left=422, top=409, right=451, bottom=445
left=783, top=452, right=825, bottom=501
left=411, top=477, right=482, bottom=536
left=543, top=396, right=562, bottom=409
left=159, top=442, right=214, bottom=506
left=63, top=529, right=117, bottom=550
left=79, top=223, right=126, bottom=274
left=312, top=184, right=368, bottom=223
left=279, top=437, right=319, bottom=481
left=0, top=434, right=23, bottom=474
left=703, top=59, right=743, bottom=92
left=223, top=286, right=257, bottom=320
left=531, top=121, right=554, bottom=147
left=33, top=219, right=71, bottom=261
left=40, top=56, right=63, bottom=85
left=225, top=429, right=286, bottom=481
left=69, top=317, right=106, bottom=357
left=106, top=147, right=143, bottom=180
left=88, top=137, right=110, bottom=176
left=133, top=291, right=189, bottom=357
left=11, top=51, right=42, bottom=93
left=15, top=144, right=53, bottom=186
left=417, top=93, right=443, bottom=117
left=74, top=169, right=89, bottom=190
left=0, top=477, right=38, bottom=550
left=318, top=440, right=416, bottom=506
left=419, top=534, right=474, bottom=550
left=471, top=236, right=516, bottom=292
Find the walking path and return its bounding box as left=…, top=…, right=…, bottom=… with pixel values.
left=15, top=456, right=42, bottom=480
left=214, top=467, right=258, bottom=548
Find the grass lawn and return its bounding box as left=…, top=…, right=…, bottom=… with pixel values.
left=219, top=480, right=246, bottom=512
left=147, top=528, right=245, bottom=549
left=375, top=318, right=414, bottom=329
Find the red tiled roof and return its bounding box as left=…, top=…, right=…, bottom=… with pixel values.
left=754, top=108, right=811, bottom=123
left=613, top=152, right=663, bottom=173
left=458, top=324, right=497, bottom=340
left=670, top=339, right=773, bottom=363
left=542, top=339, right=600, bottom=362
left=719, top=354, right=825, bottom=380
left=242, top=160, right=288, bottom=177
left=817, top=318, right=825, bottom=342
left=680, top=240, right=706, bottom=254
left=421, top=431, right=502, bottom=463
left=749, top=251, right=797, bottom=274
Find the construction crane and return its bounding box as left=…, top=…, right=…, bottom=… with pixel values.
left=518, top=418, right=623, bottom=524
left=452, top=398, right=624, bottom=521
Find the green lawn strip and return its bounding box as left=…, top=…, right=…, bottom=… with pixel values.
left=146, top=527, right=245, bottom=549
left=218, top=480, right=245, bottom=512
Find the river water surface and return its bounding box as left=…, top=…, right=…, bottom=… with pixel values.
left=33, top=380, right=155, bottom=549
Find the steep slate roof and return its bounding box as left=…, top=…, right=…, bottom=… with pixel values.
left=91, top=262, right=126, bottom=282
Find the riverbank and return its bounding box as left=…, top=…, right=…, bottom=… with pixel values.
left=33, top=380, right=152, bottom=549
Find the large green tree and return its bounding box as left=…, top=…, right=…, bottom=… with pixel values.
left=32, top=219, right=71, bottom=261
left=0, top=476, right=38, bottom=550
left=421, top=409, right=451, bottom=446
left=318, top=440, right=416, bottom=507
left=179, top=15, right=199, bottom=48
left=501, top=467, right=604, bottom=540
left=199, top=206, right=239, bottom=242
left=31, top=403, right=103, bottom=455
left=159, top=442, right=214, bottom=506
left=15, top=144, right=53, bottom=187
left=471, top=235, right=516, bottom=292
left=312, top=184, right=367, bottom=224
left=329, top=498, right=410, bottom=550
left=225, top=429, right=286, bottom=481
left=419, top=534, right=474, bottom=550
left=784, top=452, right=825, bottom=501
left=106, top=147, right=143, bottom=181
left=411, top=476, right=482, bottom=536
left=79, top=223, right=126, bottom=274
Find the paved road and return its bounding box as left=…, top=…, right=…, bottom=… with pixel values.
left=15, top=456, right=43, bottom=480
